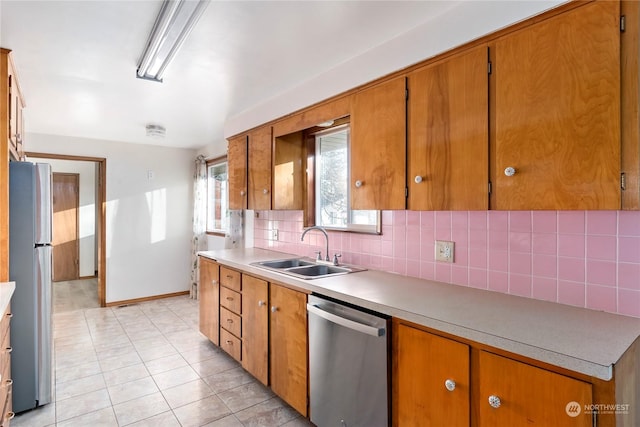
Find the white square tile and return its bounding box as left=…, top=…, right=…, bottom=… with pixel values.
left=112, top=392, right=170, bottom=426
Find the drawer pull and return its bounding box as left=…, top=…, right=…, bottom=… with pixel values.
left=226, top=297, right=234, bottom=301
left=211, top=280, right=218, bottom=285
left=258, top=300, right=265, bottom=307
left=271, top=306, right=278, bottom=313
left=225, top=340, right=233, bottom=345
left=4, top=379, right=12, bottom=387
left=5, top=347, right=11, bottom=353
left=488, top=395, right=501, bottom=409
left=444, top=379, right=456, bottom=392
left=6, top=412, right=14, bottom=421
left=226, top=319, right=233, bottom=323
left=6, top=313, right=12, bottom=318
left=226, top=275, right=233, bottom=279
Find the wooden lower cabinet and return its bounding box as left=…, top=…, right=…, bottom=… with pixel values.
left=394, top=319, right=600, bottom=427
left=478, top=351, right=593, bottom=427
left=198, top=257, right=219, bottom=345
left=0, top=305, right=12, bottom=427
left=241, top=275, right=269, bottom=385
left=269, top=283, right=308, bottom=416
left=394, top=323, right=470, bottom=427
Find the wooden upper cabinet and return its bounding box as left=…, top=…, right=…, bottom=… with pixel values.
left=351, top=76, right=407, bottom=210
left=270, top=283, right=308, bottom=416
left=228, top=135, right=247, bottom=210
left=248, top=126, right=272, bottom=210
left=478, top=351, right=593, bottom=427
left=407, top=45, right=489, bottom=211
left=491, top=1, right=621, bottom=210
left=394, top=324, right=470, bottom=427
left=241, top=275, right=269, bottom=385
left=273, top=131, right=304, bottom=210
left=198, top=257, right=219, bottom=345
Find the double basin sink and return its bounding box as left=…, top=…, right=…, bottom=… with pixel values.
left=251, top=257, right=365, bottom=280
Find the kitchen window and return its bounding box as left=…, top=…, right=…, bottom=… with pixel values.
left=314, top=125, right=379, bottom=233
left=207, top=157, right=228, bottom=235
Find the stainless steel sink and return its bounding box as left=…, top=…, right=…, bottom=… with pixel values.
left=251, top=258, right=365, bottom=280
left=257, top=259, right=316, bottom=269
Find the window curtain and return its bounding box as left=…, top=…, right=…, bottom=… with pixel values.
left=190, top=155, right=207, bottom=299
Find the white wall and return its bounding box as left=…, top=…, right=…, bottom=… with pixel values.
left=27, top=133, right=196, bottom=303
left=224, top=1, right=566, bottom=137
left=28, top=157, right=96, bottom=277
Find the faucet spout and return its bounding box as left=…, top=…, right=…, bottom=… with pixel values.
left=300, top=226, right=330, bottom=262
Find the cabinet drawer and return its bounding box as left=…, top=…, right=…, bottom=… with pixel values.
left=220, top=287, right=242, bottom=314
left=220, top=328, right=242, bottom=362
left=220, top=306, right=242, bottom=338
left=220, top=267, right=241, bottom=292
left=0, top=307, right=10, bottom=346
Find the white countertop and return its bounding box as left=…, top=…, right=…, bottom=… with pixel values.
left=0, top=282, right=14, bottom=316
left=200, top=248, right=640, bottom=381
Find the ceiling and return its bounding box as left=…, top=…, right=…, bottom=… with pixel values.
left=0, top=0, right=463, bottom=151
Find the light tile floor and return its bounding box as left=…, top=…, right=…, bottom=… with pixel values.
left=14, top=293, right=313, bottom=426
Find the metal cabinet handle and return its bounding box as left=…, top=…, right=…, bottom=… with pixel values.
left=354, top=180, right=363, bottom=188
left=226, top=275, right=233, bottom=279
left=211, top=280, right=218, bottom=285
left=226, top=319, right=233, bottom=323
left=5, top=379, right=12, bottom=387
left=6, top=412, right=14, bottom=421
left=488, top=395, right=501, bottom=408
left=263, top=188, right=269, bottom=195
left=258, top=300, right=265, bottom=307
left=240, top=190, right=246, bottom=196
left=226, top=297, right=234, bottom=301
left=5, top=347, right=11, bottom=353
left=504, top=167, right=516, bottom=177
left=6, top=313, right=12, bottom=318
left=225, top=340, right=233, bottom=345
left=271, top=306, right=277, bottom=313
left=414, top=175, right=423, bottom=184
left=444, top=379, right=456, bottom=391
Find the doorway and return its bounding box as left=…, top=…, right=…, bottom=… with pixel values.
left=52, top=173, right=79, bottom=282
left=26, top=152, right=107, bottom=307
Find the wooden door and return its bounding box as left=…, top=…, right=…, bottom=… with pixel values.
left=408, top=45, right=488, bottom=210
left=52, top=173, right=79, bottom=282
left=198, top=257, right=219, bottom=344
left=228, top=135, right=248, bottom=210
left=270, top=283, right=308, bottom=416
left=491, top=1, right=620, bottom=210
left=394, top=324, right=470, bottom=427
left=351, top=76, right=406, bottom=210
left=241, top=275, right=269, bottom=385
left=248, top=126, right=272, bottom=210
left=478, top=351, right=592, bottom=427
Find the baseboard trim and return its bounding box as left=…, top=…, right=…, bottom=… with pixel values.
left=79, top=275, right=98, bottom=280
left=106, top=290, right=190, bottom=307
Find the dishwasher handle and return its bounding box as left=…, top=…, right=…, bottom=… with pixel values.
left=307, top=303, right=385, bottom=337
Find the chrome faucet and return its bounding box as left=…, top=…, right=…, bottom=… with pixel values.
left=300, top=226, right=330, bottom=262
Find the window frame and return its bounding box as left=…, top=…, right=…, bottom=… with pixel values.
left=206, top=155, right=229, bottom=237
left=309, top=123, right=381, bottom=234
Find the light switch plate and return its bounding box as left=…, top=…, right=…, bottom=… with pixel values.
left=271, top=229, right=279, bottom=241
left=435, top=240, right=454, bottom=263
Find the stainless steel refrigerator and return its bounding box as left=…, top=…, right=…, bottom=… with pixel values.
left=9, top=161, right=53, bottom=413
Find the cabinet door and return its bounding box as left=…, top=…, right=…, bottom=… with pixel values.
left=248, top=126, right=273, bottom=210
left=351, top=76, right=406, bottom=210
left=492, top=1, right=620, bottom=210
left=395, top=324, right=469, bottom=427
left=270, top=283, right=308, bottom=416
left=408, top=46, right=488, bottom=211
left=241, top=275, right=269, bottom=385
left=273, top=131, right=304, bottom=210
left=198, top=257, right=219, bottom=345
left=478, top=351, right=592, bottom=427
left=228, top=135, right=247, bottom=210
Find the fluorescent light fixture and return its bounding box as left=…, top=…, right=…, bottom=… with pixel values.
left=137, top=0, right=209, bottom=82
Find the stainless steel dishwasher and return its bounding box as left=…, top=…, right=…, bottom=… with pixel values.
left=307, top=294, right=390, bottom=427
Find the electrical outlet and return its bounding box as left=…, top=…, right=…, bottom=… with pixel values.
left=435, top=240, right=454, bottom=263
left=271, top=229, right=279, bottom=241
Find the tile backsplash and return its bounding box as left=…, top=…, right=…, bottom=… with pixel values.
left=253, top=210, right=640, bottom=318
